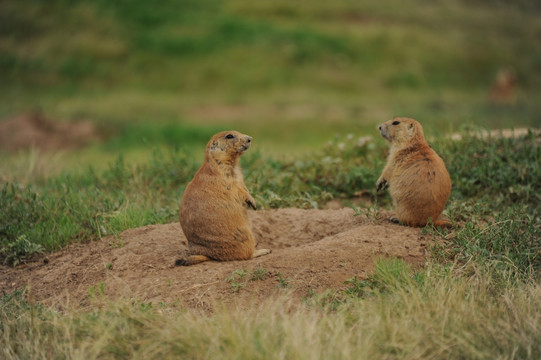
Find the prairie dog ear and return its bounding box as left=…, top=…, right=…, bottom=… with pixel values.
left=409, top=123, right=414, bottom=130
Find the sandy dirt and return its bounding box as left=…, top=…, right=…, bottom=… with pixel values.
left=0, top=112, right=99, bottom=152
left=0, top=208, right=433, bottom=312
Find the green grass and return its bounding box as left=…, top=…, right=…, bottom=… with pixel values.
left=0, top=150, right=197, bottom=261
left=433, top=207, right=540, bottom=282
left=3, top=0, right=540, bottom=92
left=1, top=0, right=540, bottom=158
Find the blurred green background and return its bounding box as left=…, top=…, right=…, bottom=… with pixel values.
left=1, top=0, right=540, bottom=165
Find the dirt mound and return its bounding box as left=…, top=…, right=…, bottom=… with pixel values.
left=0, top=112, right=99, bottom=152
left=0, top=208, right=433, bottom=311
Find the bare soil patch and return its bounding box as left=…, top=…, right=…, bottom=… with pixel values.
left=0, top=112, right=99, bottom=152
left=0, top=208, right=433, bottom=312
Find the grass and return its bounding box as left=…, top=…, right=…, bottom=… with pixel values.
left=0, top=132, right=539, bottom=357
left=225, top=268, right=269, bottom=292
left=0, top=150, right=196, bottom=260
left=1, top=262, right=540, bottom=359
left=0, top=130, right=539, bottom=359
left=433, top=207, right=541, bottom=281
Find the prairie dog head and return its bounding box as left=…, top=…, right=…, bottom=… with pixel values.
left=378, top=117, right=425, bottom=146
left=206, top=130, right=252, bottom=164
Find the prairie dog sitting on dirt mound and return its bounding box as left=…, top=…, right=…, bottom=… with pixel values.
left=376, top=117, right=451, bottom=227
left=176, top=130, right=271, bottom=266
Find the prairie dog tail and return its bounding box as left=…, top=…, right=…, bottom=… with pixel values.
left=175, top=255, right=211, bottom=266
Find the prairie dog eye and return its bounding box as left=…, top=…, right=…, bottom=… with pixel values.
left=392, top=121, right=400, bottom=125
left=225, top=134, right=234, bottom=139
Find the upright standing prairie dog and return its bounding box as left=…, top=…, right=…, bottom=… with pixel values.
left=376, top=118, right=451, bottom=227
left=176, top=130, right=271, bottom=266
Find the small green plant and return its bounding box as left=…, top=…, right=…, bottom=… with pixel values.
left=226, top=269, right=248, bottom=293
left=0, top=235, right=44, bottom=266
left=138, top=302, right=153, bottom=312
left=88, top=282, right=106, bottom=299
left=225, top=269, right=248, bottom=282
left=343, top=276, right=371, bottom=298
left=250, top=267, right=267, bottom=281
left=303, top=276, right=375, bottom=309
left=276, top=272, right=292, bottom=289
left=108, top=233, right=124, bottom=248
left=351, top=201, right=380, bottom=220
left=229, top=282, right=245, bottom=293
left=225, top=268, right=270, bottom=292
left=302, top=288, right=346, bottom=311
left=302, top=288, right=316, bottom=306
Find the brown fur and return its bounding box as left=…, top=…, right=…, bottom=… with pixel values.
left=176, top=130, right=271, bottom=266
left=376, top=118, right=452, bottom=227
left=489, top=68, right=517, bottom=105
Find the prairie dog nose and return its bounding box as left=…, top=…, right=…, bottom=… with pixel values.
left=246, top=136, right=252, bottom=143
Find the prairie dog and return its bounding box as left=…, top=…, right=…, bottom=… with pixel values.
left=490, top=67, right=516, bottom=105
left=376, top=118, right=451, bottom=227
left=176, top=130, right=271, bottom=266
